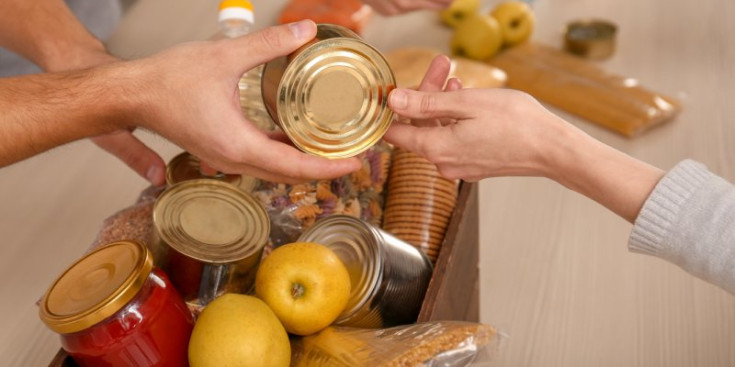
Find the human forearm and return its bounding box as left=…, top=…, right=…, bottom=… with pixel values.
left=0, top=0, right=109, bottom=71
left=0, top=66, right=133, bottom=166
left=539, top=120, right=665, bottom=223
left=386, top=85, right=665, bottom=223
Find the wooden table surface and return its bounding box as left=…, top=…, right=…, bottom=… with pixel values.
left=1, top=0, right=733, bottom=366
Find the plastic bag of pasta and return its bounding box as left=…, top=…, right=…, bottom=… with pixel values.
left=251, top=141, right=392, bottom=247
left=290, top=321, right=501, bottom=367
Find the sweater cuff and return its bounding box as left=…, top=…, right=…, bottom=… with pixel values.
left=628, top=160, right=711, bottom=257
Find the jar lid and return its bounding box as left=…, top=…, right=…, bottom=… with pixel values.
left=153, top=179, right=269, bottom=263
left=271, top=30, right=395, bottom=158
left=166, top=151, right=243, bottom=188
left=39, top=241, right=154, bottom=334
left=297, top=215, right=382, bottom=321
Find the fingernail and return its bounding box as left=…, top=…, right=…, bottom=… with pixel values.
left=288, top=20, right=313, bottom=40
left=390, top=89, right=408, bottom=109
left=146, top=165, right=162, bottom=184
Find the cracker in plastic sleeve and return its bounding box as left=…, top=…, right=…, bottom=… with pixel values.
left=290, top=321, right=501, bottom=366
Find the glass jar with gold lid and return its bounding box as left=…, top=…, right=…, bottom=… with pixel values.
left=262, top=24, right=396, bottom=159
left=39, top=240, right=193, bottom=367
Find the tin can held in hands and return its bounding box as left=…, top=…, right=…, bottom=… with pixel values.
left=298, top=215, right=433, bottom=328
left=261, top=23, right=396, bottom=159
left=151, top=179, right=270, bottom=313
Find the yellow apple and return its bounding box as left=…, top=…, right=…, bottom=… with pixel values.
left=255, top=242, right=351, bottom=336
left=439, top=0, right=480, bottom=28
left=451, top=13, right=503, bottom=61
left=188, top=294, right=290, bottom=367
left=490, top=1, right=535, bottom=46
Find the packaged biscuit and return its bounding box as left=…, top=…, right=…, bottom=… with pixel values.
left=291, top=321, right=500, bottom=366
left=382, top=148, right=458, bottom=263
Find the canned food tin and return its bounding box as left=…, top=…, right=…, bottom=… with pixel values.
left=262, top=24, right=396, bottom=159
left=564, top=19, right=617, bottom=60
left=166, top=151, right=242, bottom=186
left=298, top=215, right=433, bottom=328
left=165, top=151, right=259, bottom=193
left=152, top=179, right=270, bottom=311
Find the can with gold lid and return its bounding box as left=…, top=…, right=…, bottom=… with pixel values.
left=39, top=240, right=193, bottom=367
left=166, top=151, right=242, bottom=186
left=298, top=215, right=432, bottom=328
left=165, top=151, right=259, bottom=193
left=261, top=23, right=396, bottom=159
left=152, top=179, right=270, bottom=312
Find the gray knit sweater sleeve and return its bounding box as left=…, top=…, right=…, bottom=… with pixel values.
left=629, top=159, right=735, bottom=294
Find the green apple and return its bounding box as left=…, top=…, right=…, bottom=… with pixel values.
left=451, top=13, right=503, bottom=60
left=188, top=294, right=290, bottom=367
left=255, top=242, right=351, bottom=336
left=491, top=1, right=535, bottom=46
left=439, top=0, right=481, bottom=28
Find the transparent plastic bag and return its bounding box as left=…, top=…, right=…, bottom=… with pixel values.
left=290, top=321, right=500, bottom=367
left=90, top=185, right=164, bottom=251
left=252, top=142, right=392, bottom=247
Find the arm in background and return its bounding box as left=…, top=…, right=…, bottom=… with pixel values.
left=0, top=0, right=168, bottom=184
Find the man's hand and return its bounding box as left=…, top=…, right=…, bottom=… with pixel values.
left=111, top=20, right=362, bottom=184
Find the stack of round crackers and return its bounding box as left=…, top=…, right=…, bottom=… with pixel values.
left=382, top=148, right=458, bottom=263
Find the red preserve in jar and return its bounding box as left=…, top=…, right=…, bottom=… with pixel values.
left=39, top=240, right=194, bottom=367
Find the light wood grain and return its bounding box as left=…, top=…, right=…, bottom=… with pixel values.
left=1, top=0, right=733, bottom=366
left=478, top=0, right=735, bottom=366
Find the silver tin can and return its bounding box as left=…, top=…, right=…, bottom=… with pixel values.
left=298, top=215, right=432, bottom=328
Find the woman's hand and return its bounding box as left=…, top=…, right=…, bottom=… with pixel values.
left=385, top=67, right=572, bottom=181
left=384, top=55, right=665, bottom=222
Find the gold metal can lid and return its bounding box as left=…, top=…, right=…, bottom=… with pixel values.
left=153, top=179, right=269, bottom=263
left=166, top=151, right=242, bottom=187
left=276, top=36, right=395, bottom=158
left=298, top=215, right=382, bottom=320
left=39, top=240, right=154, bottom=334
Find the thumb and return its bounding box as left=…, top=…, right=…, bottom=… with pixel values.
left=388, top=88, right=474, bottom=120
left=224, top=20, right=317, bottom=72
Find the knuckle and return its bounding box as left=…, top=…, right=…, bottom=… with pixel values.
left=419, top=94, right=437, bottom=116
left=257, top=29, right=283, bottom=50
